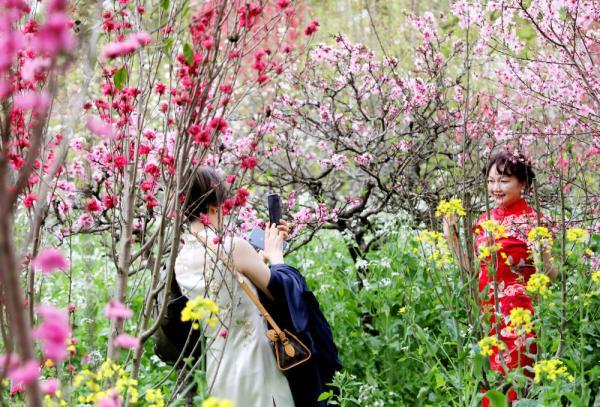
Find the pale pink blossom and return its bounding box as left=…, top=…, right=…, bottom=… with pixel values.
left=102, top=38, right=139, bottom=59
left=113, top=334, right=140, bottom=349
left=31, top=248, right=69, bottom=275
left=13, top=91, right=51, bottom=112
left=34, top=305, right=70, bottom=362
left=86, top=117, right=115, bottom=137
left=76, top=213, right=94, bottom=229
left=105, top=299, right=133, bottom=319
left=132, top=31, right=152, bottom=46
left=98, top=391, right=122, bottom=407
left=35, top=12, right=75, bottom=57
left=8, top=360, right=40, bottom=387
left=40, top=378, right=60, bottom=394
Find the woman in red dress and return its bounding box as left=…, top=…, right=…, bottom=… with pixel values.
left=445, top=152, right=557, bottom=404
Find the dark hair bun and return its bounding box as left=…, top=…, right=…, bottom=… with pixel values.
left=484, top=151, right=536, bottom=189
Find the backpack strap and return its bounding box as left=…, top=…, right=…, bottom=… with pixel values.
left=191, top=232, right=287, bottom=340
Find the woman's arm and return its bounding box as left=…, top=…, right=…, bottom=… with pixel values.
left=232, top=237, right=274, bottom=298
left=231, top=222, right=288, bottom=300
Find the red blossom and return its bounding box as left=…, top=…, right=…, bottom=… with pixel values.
left=240, top=156, right=258, bottom=170
left=144, top=163, right=160, bottom=177
left=140, top=180, right=154, bottom=191
left=23, top=193, right=37, bottom=209
left=155, top=83, right=167, bottom=95
left=85, top=198, right=102, bottom=213
left=304, top=19, right=319, bottom=36
left=225, top=175, right=236, bottom=183
left=221, top=198, right=234, bottom=215
left=234, top=188, right=249, bottom=207
left=208, top=117, right=228, bottom=133
left=102, top=195, right=118, bottom=209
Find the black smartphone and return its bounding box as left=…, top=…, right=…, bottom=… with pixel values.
left=268, top=194, right=282, bottom=225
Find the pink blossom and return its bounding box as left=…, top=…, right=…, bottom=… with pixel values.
left=304, top=20, right=319, bottom=36
left=102, top=38, right=139, bottom=59
left=46, top=0, right=68, bottom=13
left=13, top=91, right=51, bottom=112
left=0, top=78, right=12, bottom=99
left=23, top=193, right=37, bottom=209
left=86, top=117, right=115, bottom=137
left=113, top=334, right=140, bottom=349
left=0, top=353, right=19, bottom=372
left=76, top=213, right=94, bottom=229
left=85, top=198, right=102, bottom=213
left=98, top=391, right=122, bottom=407
left=277, top=0, right=290, bottom=9
left=105, top=299, right=133, bottom=319
left=36, top=12, right=75, bottom=57
left=0, top=30, right=23, bottom=73
left=34, top=305, right=70, bottom=362
left=40, top=378, right=60, bottom=395
left=8, top=360, right=39, bottom=387
left=31, top=248, right=69, bottom=275
left=132, top=31, right=152, bottom=46
left=219, top=329, right=228, bottom=338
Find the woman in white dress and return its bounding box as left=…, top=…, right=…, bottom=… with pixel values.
left=175, top=166, right=295, bottom=406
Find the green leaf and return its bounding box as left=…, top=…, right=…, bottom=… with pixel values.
left=317, top=390, right=333, bottom=402
left=183, top=43, right=194, bottom=65
left=484, top=390, right=507, bottom=407
left=162, top=38, right=174, bottom=53
left=160, top=0, right=169, bottom=11
left=113, top=66, right=127, bottom=90
left=434, top=372, right=445, bottom=388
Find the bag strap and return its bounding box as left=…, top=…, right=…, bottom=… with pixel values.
left=191, top=231, right=287, bottom=340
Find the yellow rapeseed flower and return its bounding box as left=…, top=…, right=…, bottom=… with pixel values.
left=566, top=228, right=588, bottom=244
left=146, top=388, right=165, bottom=407
left=527, top=227, right=553, bottom=244
left=415, top=230, right=454, bottom=267
left=508, top=307, right=533, bottom=334
left=480, top=219, right=507, bottom=240
left=181, top=296, right=220, bottom=329
left=478, top=336, right=506, bottom=357
left=592, top=270, right=600, bottom=284
left=534, top=359, right=574, bottom=383
left=526, top=273, right=551, bottom=297
left=435, top=198, right=466, bottom=218
left=202, top=396, right=234, bottom=407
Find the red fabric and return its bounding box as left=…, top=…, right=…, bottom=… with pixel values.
left=474, top=198, right=543, bottom=403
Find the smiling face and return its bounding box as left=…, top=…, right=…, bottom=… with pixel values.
left=487, top=164, right=525, bottom=208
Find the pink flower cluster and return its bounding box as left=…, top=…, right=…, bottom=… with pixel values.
left=101, top=32, right=152, bottom=59
left=33, top=305, right=71, bottom=362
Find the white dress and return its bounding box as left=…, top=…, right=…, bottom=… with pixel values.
left=175, top=230, right=295, bottom=407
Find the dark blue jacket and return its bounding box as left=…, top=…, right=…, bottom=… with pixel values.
left=260, top=264, right=342, bottom=407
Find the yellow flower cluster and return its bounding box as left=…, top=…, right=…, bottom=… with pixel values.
left=508, top=307, right=533, bottom=334
left=534, top=359, right=574, bottom=383
left=435, top=198, right=466, bottom=218
left=566, top=228, right=588, bottom=244
left=479, top=219, right=507, bottom=240
left=415, top=230, right=454, bottom=268
left=202, top=396, right=234, bottom=407
left=146, top=388, right=165, bottom=407
left=478, top=336, right=506, bottom=357
left=73, top=359, right=148, bottom=405
left=527, top=227, right=553, bottom=244
left=477, top=242, right=502, bottom=261
left=526, top=273, right=551, bottom=297
left=592, top=270, right=600, bottom=284
left=181, top=296, right=220, bottom=329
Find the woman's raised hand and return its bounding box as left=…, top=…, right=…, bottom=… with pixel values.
left=261, top=221, right=286, bottom=265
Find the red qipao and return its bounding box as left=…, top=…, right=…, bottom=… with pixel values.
left=473, top=198, right=543, bottom=404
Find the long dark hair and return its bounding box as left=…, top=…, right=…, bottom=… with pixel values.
left=183, top=166, right=228, bottom=221
left=484, top=151, right=536, bottom=190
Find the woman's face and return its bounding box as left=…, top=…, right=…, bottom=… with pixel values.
left=487, top=165, right=525, bottom=207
